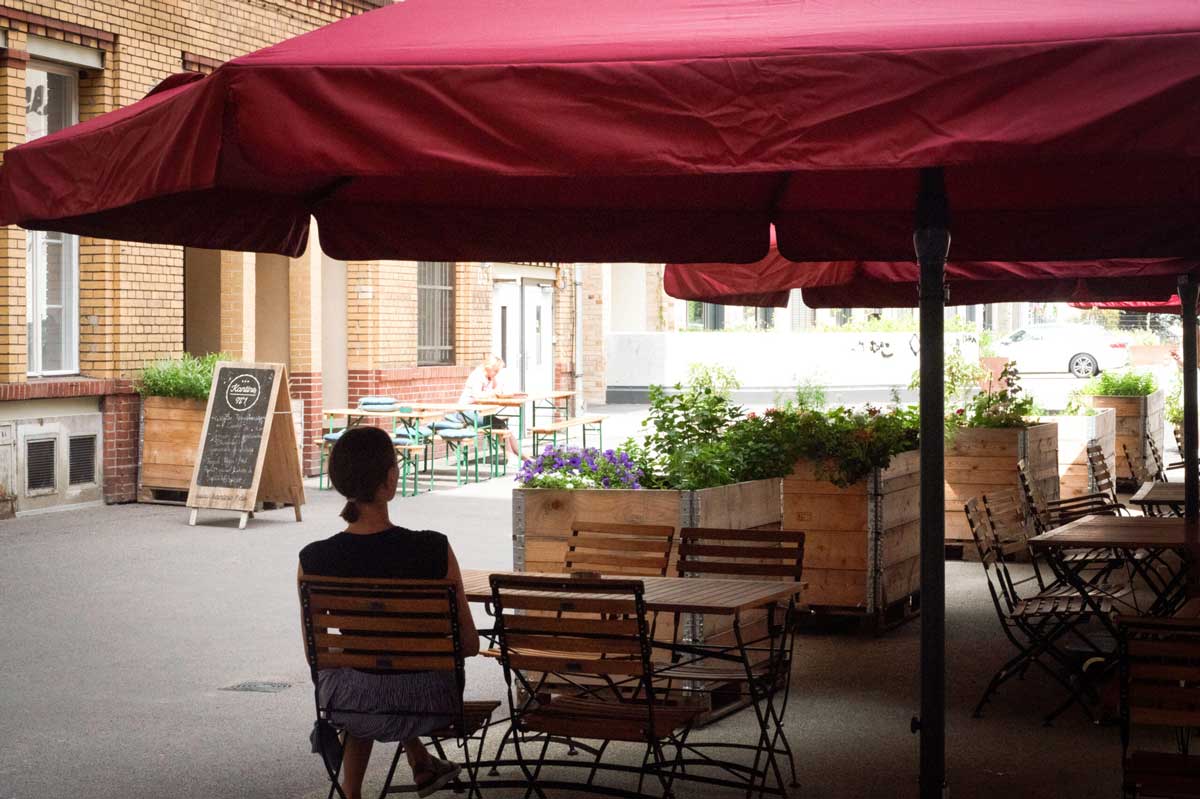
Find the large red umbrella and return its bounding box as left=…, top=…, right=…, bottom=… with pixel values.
left=3, top=4, right=1199, bottom=795
left=1, top=0, right=1199, bottom=264
left=665, top=244, right=1197, bottom=308
left=1072, top=296, right=1190, bottom=314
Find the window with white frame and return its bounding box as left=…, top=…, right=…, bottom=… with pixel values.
left=25, top=63, right=79, bottom=375
left=417, top=262, right=454, bottom=365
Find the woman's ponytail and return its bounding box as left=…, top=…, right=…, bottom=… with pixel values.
left=340, top=499, right=361, bottom=523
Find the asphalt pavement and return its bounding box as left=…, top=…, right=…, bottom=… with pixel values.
left=0, top=432, right=1131, bottom=799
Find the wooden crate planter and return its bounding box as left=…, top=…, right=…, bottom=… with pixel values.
left=139, top=396, right=206, bottom=503
left=943, top=422, right=1058, bottom=550
left=1039, top=409, right=1116, bottom=499
left=781, top=450, right=920, bottom=626
left=514, top=479, right=782, bottom=573
left=1088, top=390, right=1164, bottom=483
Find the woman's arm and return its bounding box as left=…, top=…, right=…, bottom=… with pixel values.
left=445, top=546, right=480, bottom=657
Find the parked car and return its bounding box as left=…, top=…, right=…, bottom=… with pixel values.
left=995, top=323, right=1130, bottom=377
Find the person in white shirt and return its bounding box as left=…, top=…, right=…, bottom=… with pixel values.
left=457, top=355, right=523, bottom=460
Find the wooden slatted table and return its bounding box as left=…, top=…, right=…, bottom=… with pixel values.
left=1129, top=481, right=1184, bottom=516
left=1029, top=515, right=1198, bottom=619
left=462, top=568, right=801, bottom=614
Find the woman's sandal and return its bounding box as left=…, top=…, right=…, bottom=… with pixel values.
left=415, top=757, right=462, bottom=797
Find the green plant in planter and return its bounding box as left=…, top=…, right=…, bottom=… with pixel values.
left=957, top=361, right=1037, bottom=429
left=638, top=382, right=743, bottom=489
left=1062, top=388, right=1099, bottom=417
left=1166, top=378, right=1184, bottom=426
left=138, top=352, right=226, bottom=401
left=685, top=362, right=741, bottom=401
left=911, top=344, right=987, bottom=412
left=1080, top=370, right=1158, bottom=397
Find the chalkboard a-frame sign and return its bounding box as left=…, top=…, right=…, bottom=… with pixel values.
left=186, top=361, right=305, bottom=529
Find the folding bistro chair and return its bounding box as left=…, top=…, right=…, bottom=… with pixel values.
left=963, top=498, right=1113, bottom=724
left=661, top=527, right=805, bottom=791
left=1142, top=431, right=1171, bottom=482
left=299, top=575, right=498, bottom=799
left=1018, top=458, right=1122, bottom=535
left=1087, top=443, right=1128, bottom=511
left=490, top=574, right=705, bottom=799
left=565, top=521, right=676, bottom=578
left=1116, top=616, right=1200, bottom=798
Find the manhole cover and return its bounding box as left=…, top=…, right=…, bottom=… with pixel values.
left=221, top=680, right=292, bottom=693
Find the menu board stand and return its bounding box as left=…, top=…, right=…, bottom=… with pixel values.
left=186, top=361, right=305, bottom=529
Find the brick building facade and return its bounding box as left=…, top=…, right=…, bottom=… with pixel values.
left=0, top=2, right=582, bottom=514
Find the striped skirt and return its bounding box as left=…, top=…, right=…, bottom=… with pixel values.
left=317, top=667, right=461, bottom=742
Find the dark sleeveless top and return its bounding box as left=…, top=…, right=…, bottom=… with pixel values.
left=299, top=527, right=449, bottom=579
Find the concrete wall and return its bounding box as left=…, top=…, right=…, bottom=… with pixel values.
left=605, top=331, right=980, bottom=404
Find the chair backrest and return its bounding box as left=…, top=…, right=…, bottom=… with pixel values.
left=964, top=497, right=1018, bottom=613
left=1122, top=443, right=1155, bottom=485
left=1085, top=442, right=1119, bottom=503
left=980, top=491, right=1031, bottom=561
left=566, top=521, right=675, bottom=577
left=1144, top=434, right=1169, bottom=481
left=298, top=576, right=464, bottom=681
left=1016, top=459, right=1050, bottom=535
left=1117, top=615, right=1200, bottom=754
left=675, top=527, right=805, bottom=581
left=490, top=574, right=653, bottom=700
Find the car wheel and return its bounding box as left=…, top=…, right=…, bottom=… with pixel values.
left=1069, top=353, right=1098, bottom=378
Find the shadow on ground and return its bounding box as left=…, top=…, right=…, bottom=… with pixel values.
left=0, top=475, right=1122, bottom=799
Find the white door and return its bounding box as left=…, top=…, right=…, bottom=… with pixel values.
left=492, top=281, right=521, bottom=384
left=522, top=282, right=555, bottom=395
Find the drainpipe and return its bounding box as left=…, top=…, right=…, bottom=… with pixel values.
left=574, top=264, right=586, bottom=413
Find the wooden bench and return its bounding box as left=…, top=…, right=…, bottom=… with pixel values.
left=530, top=415, right=606, bottom=452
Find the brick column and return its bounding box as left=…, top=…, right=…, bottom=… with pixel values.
left=347, top=260, right=416, bottom=401
left=289, top=222, right=323, bottom=475
left=581, top=264, right=609, bottom=403
left=101, top=388, right=140, bottom=503
left=454, top=262, right=491, bottom=368
left=0, top=41, right=28, bottom=383
left=220, top=251, right=255, bottom=360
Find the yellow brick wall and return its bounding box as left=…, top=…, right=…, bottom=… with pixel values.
left=0, top=39, right=27, bottom=382
left=0, top=0, right=384, bottom=382
left=455, top=262, right=491, bottom=368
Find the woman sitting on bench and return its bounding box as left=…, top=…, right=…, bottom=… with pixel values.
left=299, top=427, right=479, bottom=798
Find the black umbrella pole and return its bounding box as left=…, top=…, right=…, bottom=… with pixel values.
left=915, top=168, right=950, bottom=799
left=1179, top=277, right=1199, bottom=583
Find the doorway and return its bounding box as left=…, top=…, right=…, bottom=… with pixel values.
left=491, top=276, right=555, bottom=393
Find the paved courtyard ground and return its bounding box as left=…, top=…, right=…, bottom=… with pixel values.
left=0, top=404, right=1135, bottom=799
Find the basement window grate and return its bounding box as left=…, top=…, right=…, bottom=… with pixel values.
left=69, top=435, right=97, bottom=485
left=26, top=439, right=56, bottom=492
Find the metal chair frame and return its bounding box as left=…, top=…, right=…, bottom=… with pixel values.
left=963, top=498, right=1110, bottom=725
left=489, top=575, right=705, bottom=799
left=1117, top=615, right=1200, bottom=799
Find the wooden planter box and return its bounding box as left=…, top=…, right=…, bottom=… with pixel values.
left=781, top=451, right=921, bottom=627
left=1088, top=390, right=1164, bottom=483
left=1039, top=409, right=1116, bottom=499
left=139, top=396, right=206, bottom=503
left=514, top=479, right=782, bottom=573
left=943, top=422, right=1059, bottom=550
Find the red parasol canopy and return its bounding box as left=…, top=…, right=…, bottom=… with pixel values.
left=665, top=242, right=1198, bottom=308
left=2, top=0, right=1199, bottom=263
left=1071, top=296, right=1189, bottom=314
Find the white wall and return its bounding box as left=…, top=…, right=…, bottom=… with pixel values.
left=606, top=331, right=980, bottom=393
left=609, top=263, right=647, bottom=331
